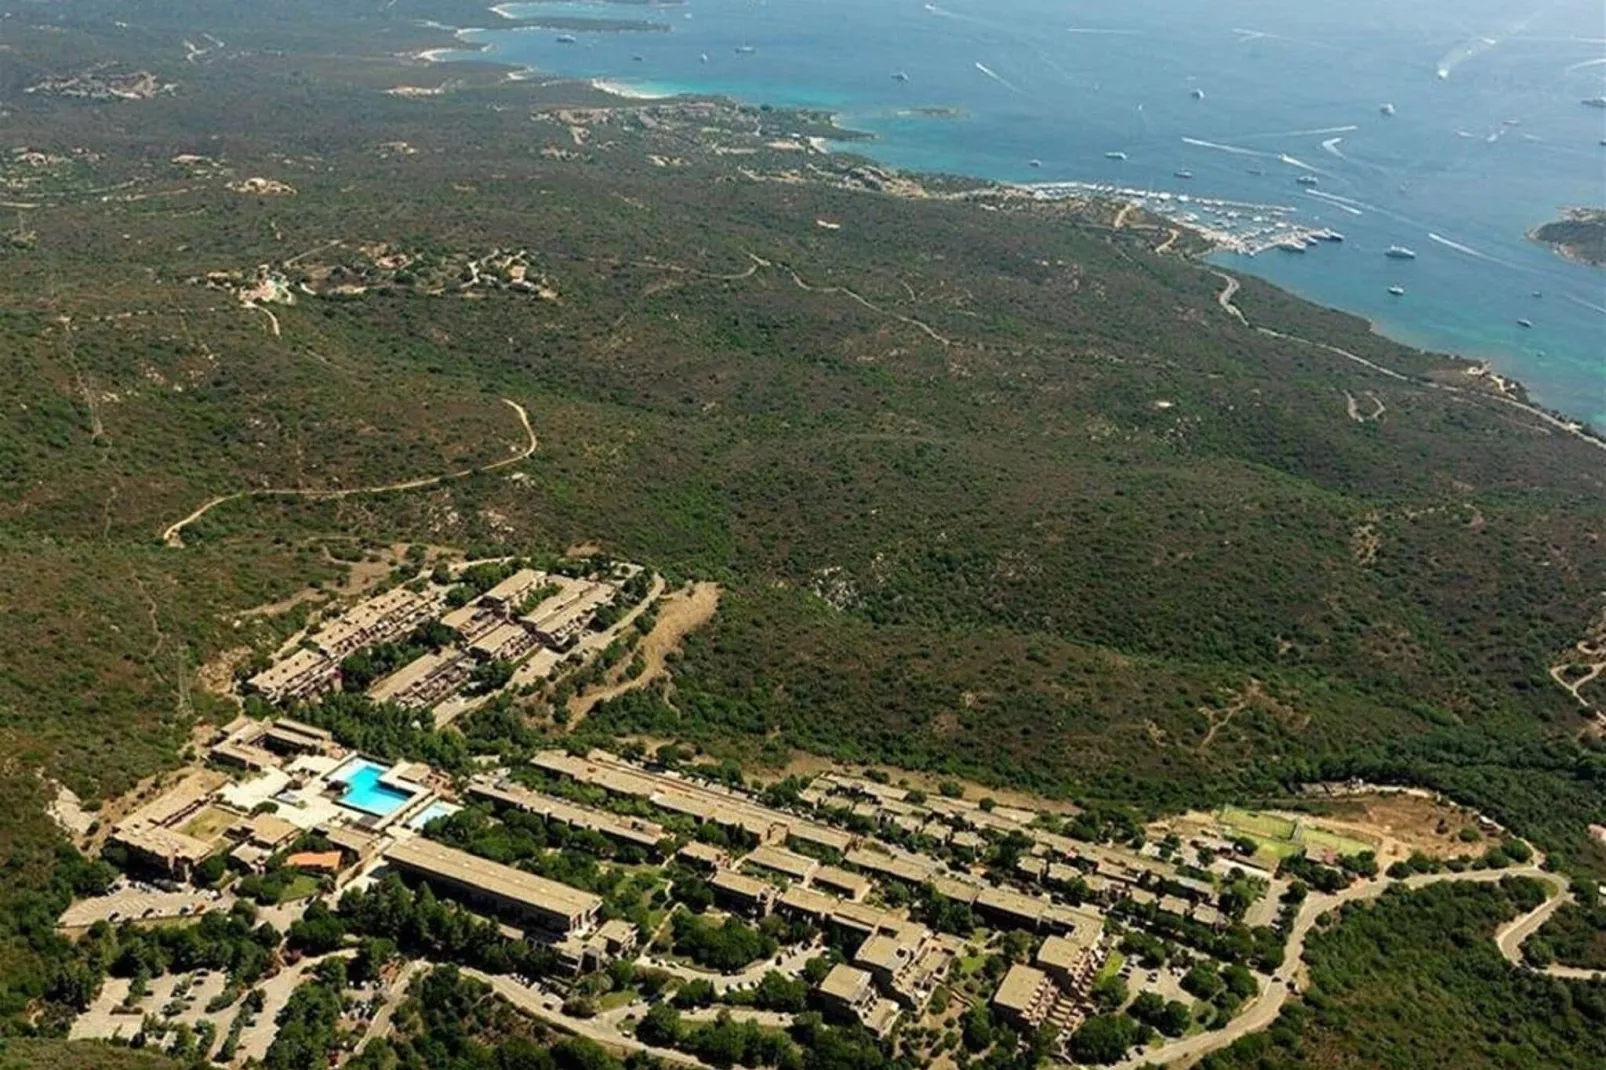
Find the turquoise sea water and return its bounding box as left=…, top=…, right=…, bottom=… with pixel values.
left=452, top=0, right=1605, bottom=424
left=333, top=757, right=416, bottom=816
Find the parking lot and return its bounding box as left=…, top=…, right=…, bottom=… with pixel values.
left=59, top=886, right=230, bottom=930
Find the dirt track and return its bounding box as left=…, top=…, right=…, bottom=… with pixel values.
left=159, top=397, right=536, bottom=547
left=567, top=581, right=720, bottom=725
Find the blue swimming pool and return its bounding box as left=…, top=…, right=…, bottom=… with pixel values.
left=331, top=758, right=416, bottom=817
left=406, top=800, right=459, bottom=830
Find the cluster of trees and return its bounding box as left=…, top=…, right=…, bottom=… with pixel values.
left=350, top=965, right=637, bottom=1070
left=1526, top=886, right=1606, bottom=970
left=338, top=620, right=457, bottom=691
left=637, top=1005, right=801, bottom=1067
left=1112, top=901, right=1284, bottom=973
left=337, top=875, right=559, bottom=979
left=264, top=958, right=349, bottom=1070
left=67, top=902, right=280, bottom=1016
left=287, top=691, right=472, bottom=773
left=669, top=912, right=780, bottom=973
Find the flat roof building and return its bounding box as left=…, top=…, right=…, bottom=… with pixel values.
left=247, top=648, right=338, bottom=704
left=469, top=780, right=667, bottom=852
left=384, top=836, right=601, bottom=937
left=743, top=845, right=819, bottom=883
left=993, top=964, right=1059, bottom=1030
left=817, top=965, right=902, bottom=1038
left=709, top=869, right=776, bottom=917
left=812, top=865, right=872, bottom=902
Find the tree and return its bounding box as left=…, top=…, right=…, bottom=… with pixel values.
left=1070, top=1014, right=1146, bottom=1065
left=637, top=1002, right=683, bottom=1047
left=1182, top=962, right=1223, bottom=1000
left=1091, top=971, right=1129, bottom=1012
left=287, top=900, right=348, bottom=955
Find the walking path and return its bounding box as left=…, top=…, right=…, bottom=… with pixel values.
left=159, top=398, right=536, bottom=546
left=1112, top=860, right=1599, bottom=1068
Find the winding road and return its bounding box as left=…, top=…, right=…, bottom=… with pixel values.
left=1209, top=270, right=1606, bottom=454
left=159, top=398, right=536, bottom=547
left=1113, top=862, right=1600, bottom=1069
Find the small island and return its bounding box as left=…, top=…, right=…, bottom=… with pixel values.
left=1531, top=207, right=1606, bottom=267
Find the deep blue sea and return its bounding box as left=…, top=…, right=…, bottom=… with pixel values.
left=447, top=0, right=1606, bottom=425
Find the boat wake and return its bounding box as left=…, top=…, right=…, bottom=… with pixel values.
left=1426, top=232, right=1527, bottom=272
left=1320, top=137, right=1347, bottom=159
left=973, top=62, right=1022, bottom=93
left=1305, top=190, right=1362, bottom=216
left=1278, top=153, right=1325, bottom=174
left=1565, top=294, right=1606, bottom=317
left=1181, top=136, right=1273, bottom=158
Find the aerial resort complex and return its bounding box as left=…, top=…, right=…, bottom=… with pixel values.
left=52, top=547, right=1573, bottom=1067
left=9, top=2, right=1606, bottom=1069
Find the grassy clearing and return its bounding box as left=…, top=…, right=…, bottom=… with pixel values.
left=1219, top=806, right=1298, bottom=842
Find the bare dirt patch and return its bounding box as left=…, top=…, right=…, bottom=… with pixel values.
left=567, top=581, right=721, bottom=725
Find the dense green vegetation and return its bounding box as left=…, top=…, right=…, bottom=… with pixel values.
left=1527, top=886, right=1606, bottom=971
left=349, top=966, right=634, bottom=1070
left=1532, top=210, right=1606, bottom=267
left=0, top=2, right=1603, bottom=1064
left=1201, top=879, right=1606, bottom=1069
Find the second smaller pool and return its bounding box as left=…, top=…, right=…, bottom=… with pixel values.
left=331, top=757, right=417, bottom=817
left=406, top=800, right=461, bottom=830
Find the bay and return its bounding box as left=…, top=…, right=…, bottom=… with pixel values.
left=447, top=0, right=1606, bottom=425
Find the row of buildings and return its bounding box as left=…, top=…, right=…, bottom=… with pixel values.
left=245, top=566, right=632, bottom=715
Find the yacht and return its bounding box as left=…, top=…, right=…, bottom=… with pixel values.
left=1388, top=285, right=1406, bottom=296
left=1173, top=169, right=1193, bottom=179
left=1028, top=159, right=1042, bottom=168
left=1296, top=175, right=1319, bottom=187
left=1385, top=246, right=1417, bottom=260
left=1517, top=318, right=1534, bottom=328
left=1380, top=103, right=1397, bottom=116
left=892, top=71, right=909, bottom=82
left=735, top=44, right=756, bottom=54
left=1190, top=88, right=1206, bottom=101
left=555, top=34, right=577, bottom=44
left=1105, top=151, right=1128, bottom=160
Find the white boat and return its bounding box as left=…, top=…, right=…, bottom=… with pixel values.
left=735, top=45, right=756, bottom=54
left=1190, top=88, right=1205, bottom=101
left=1028, top=158, right=1042, bottom=168
left=1379, top=103, right=1396, bottom=116
left=556, top=34, right=577, bottom=44
left=892, top=71, right=909, bottom=82
left=1105, top=151, right=1128, bottom=160
left=1388, top=285, right=1405, bottom=296
left=1385, top=246, right=1417, bottom=260
left=1173, top=169, right=1193, bottom=179
left=1517, top=318, right=1534, bottom=328
left=1296, top=175, right=1319, bottom=187
left=1583, top=96, right=1606, bottom=109
left=1321, top=231, right=1345, bottom=242
left=1277, top=240, right=1307, bottom=254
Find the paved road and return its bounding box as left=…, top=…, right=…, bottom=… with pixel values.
left=636, top=942, right=823, bottom=996
left=1112, top=862, right=1591, bottom=1069
left=354, top=959, right=427, bottom=1054
left=234, top=950, right=354, bottom=1065
left=463, top=968, right=710, bottom=1068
